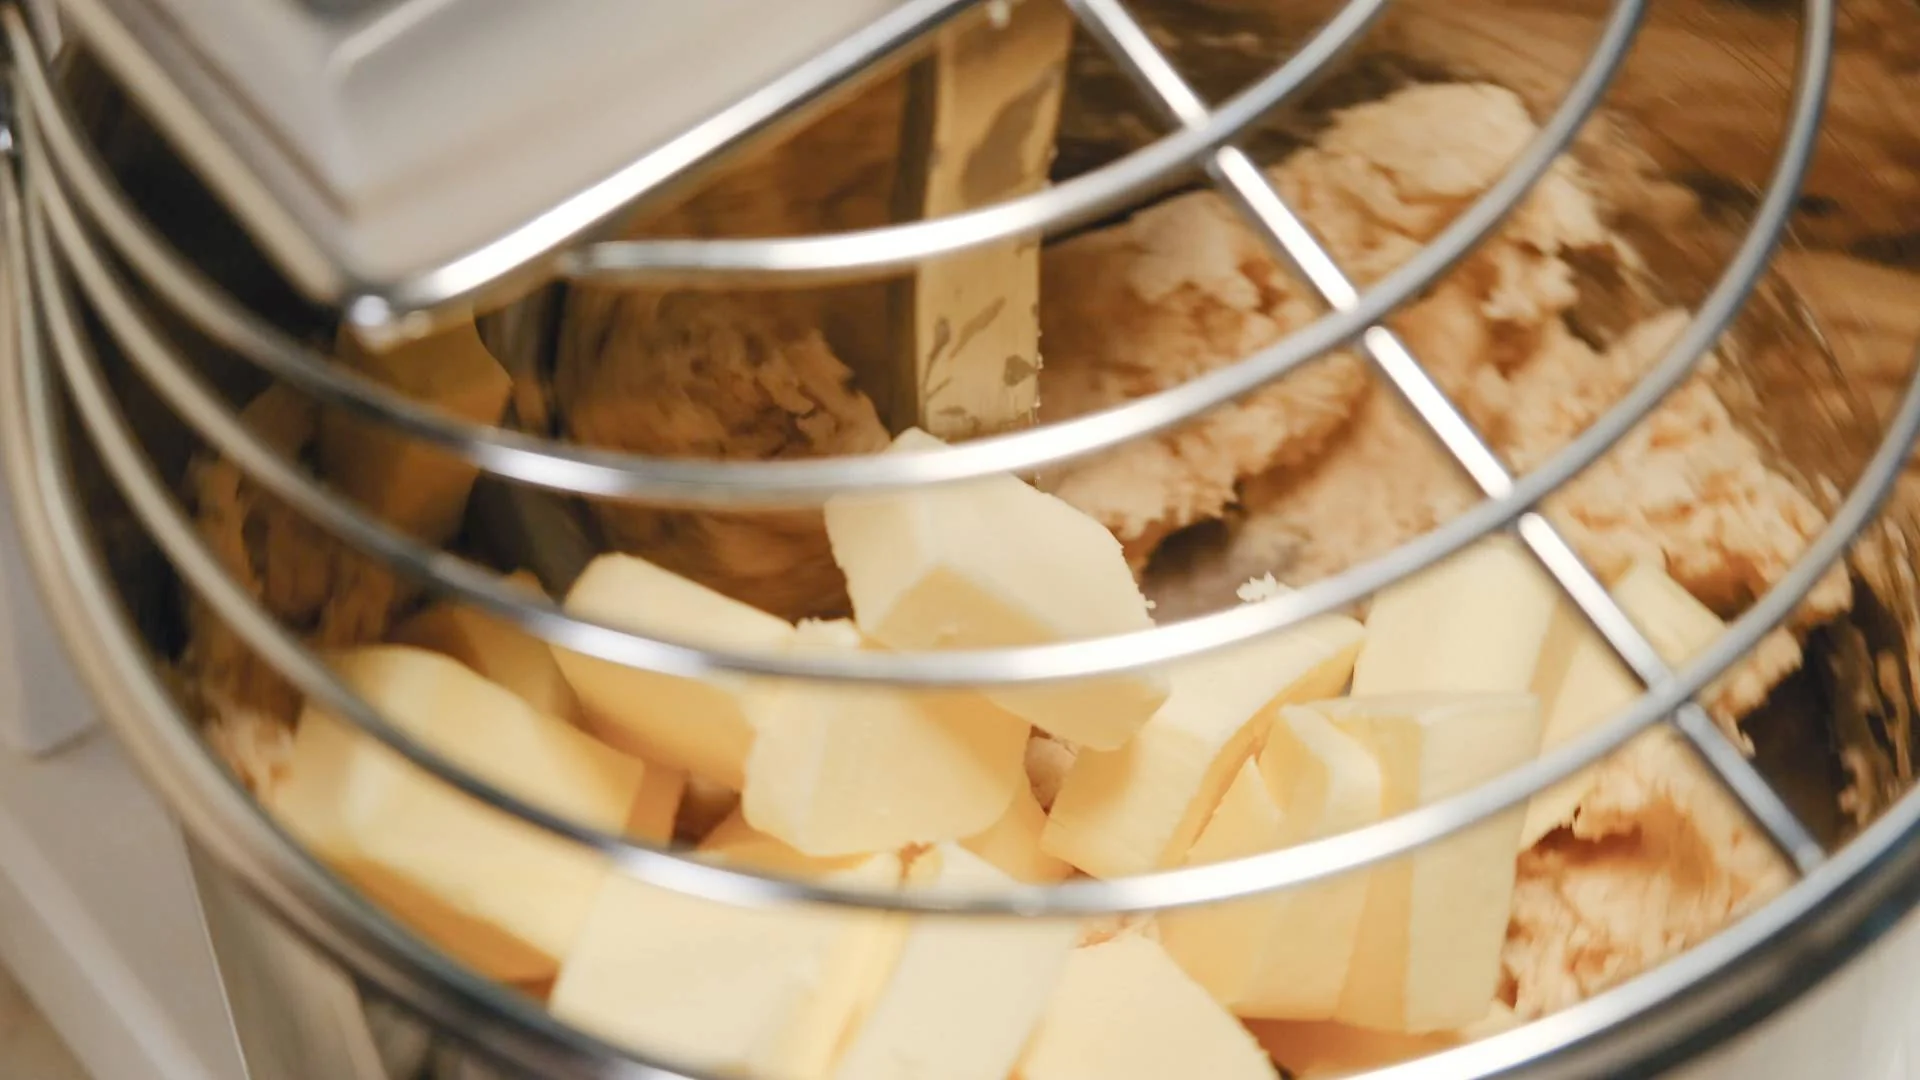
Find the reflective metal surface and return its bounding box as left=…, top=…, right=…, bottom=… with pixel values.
left=5, top=0, right=1920, bottom=1077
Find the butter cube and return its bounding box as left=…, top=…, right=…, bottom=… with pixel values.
left=699, top=810, right=889, bottom=879
left=269, top=646, right=644, bottom=983
left=552, top=553, right=796, bottom=788
left=625, top=765, right=688, bottom=845
left=317, top=320, right=513, bottom=543
left=834, top=846, right=1077, bottom=1080
left=1159, top=707, right=1381, bottom=1019
left=1041, top=615, right=1364, bottom=878
left=1349, top=537, right=1560, bottom=697
left=963, top=783, right=1074, bottom=884
left=824, top=428, right=1167, bottom=750
left=743, top=619, right=1029, bottom=856
left=1018, top=935, right=1278, bottom=1080
left=390, top=571, right=580, bottom=722
left=1520, top=560, right=1726, bottom=848
left=549, top=856, right=906, bottom=1080
left=960, top=780, right=1082, bottom=883
left=1314, top=695, right=1542, bottom=1034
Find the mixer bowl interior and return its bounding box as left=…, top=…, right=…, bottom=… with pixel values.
left=16, top=1, right=1920, bottom=1077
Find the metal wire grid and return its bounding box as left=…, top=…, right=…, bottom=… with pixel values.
left=0, top=0, right=1862, bottom=910
left=5, top=0, right=1919, bottom=1074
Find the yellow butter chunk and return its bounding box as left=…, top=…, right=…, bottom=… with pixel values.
left=317, top=320, right=513, bottom=543
left=549, top=855, right=906, bottom=1080
left=698, top=810, right=888, bottom=878
left=834, top=846, right=1077, bottom=1080
left=269, top=646, right=644, bottom=983
left=552, top=553, right=797, bottom=788
left=1520, top=560, right=1727, bottom=848
left=625, top=765, right=688, bottom=845
left=1018, top=935, right=1279, bottom=1080
left=1159, top=707, right=1381, bottom=1019
left=1040, top=615, right=1365, bottom=878
left=963, top=783, right=1073, bottom=883
left=1313, top=695, right=1542, bottom=1034
left=1349, top=537, right=1560, bottom=697
left=743, top=619, right=1029, bottom=857
left=824, top=429, right=1168, bottom=750
left=390, top=571, right=580, bottom=722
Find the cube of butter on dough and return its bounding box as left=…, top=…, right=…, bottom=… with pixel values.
left=317, top=320, right=513, bottom=544
left=1159, top=706, right=1381, bottom=1020
left=552, top=553, right=796, bottom=789
left=834, top=845, right=1077, bottom=1080
left=549, top=855, right=906, bottom=1080
left=1349, top=537, right=1560, bottom=697
left=742, top=619, right=1029, bottom=857
left=1018, top=935, right=1279, bottom=1080
left=390, top=570, right=580, bottom=722
left=1520, top=559, right=1726, bottom=848
left=1313, top=695, right=1543, bottom=1034
left=268, top=645, right=644, bottom=983
left=962, top=783, right=1074, bottom=883
left=823, top=428, right=1167, bottom=750
left=1041, top=614, right=1365, bottom=878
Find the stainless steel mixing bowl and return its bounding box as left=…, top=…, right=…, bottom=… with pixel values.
left=7, top=0, right=1920, bottom=1077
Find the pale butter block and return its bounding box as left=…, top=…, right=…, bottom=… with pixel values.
left=552, top=553, right=796, bottom=788
left=743, top=619, right=1029, bottom=856
left=269, top=646, right=644, bottom=983
left=1018, top=935, right=1278, bottom=1080
left=824, top=428, right=1167, bottom=750
left=1349, top=537, right=1560, bottom=697
left=962, top=783, right=1073, bottom=884
left=1520, top=560, right=1727, bottom=848
left=1315, top=695, right=1543, bottom=1034
left=1040, top=615, right=1364, bottom=878
left=549, top=855, right=906, bottom=1080
left=1159, top=707, right=1381, bottom=1020
left=834, top=846, right=1077, bottom=1080
left=699, top=809, right=889, bottom=879
left=390, top=571, right=580, bottom=722
left=317, top=319, right=513, bottom=543
left=625, top=765, right=688, bottom=845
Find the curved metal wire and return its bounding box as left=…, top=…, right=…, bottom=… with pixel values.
left=0, top=188, right=703, bottom=1080
left=3, top=0, right=1642, bottom=507
left=9, top=0, right=1919, bottom=1075
left=17, top=0, right=1876, bottom=912
left=554, top=0, right=1394, bottom=287
left=7, top=0, right=1839, bottom=915
left=14, top=0, right=1829, bottom=756
left=12, top=0, right=1727, bottom=696
left=1066, top=0, right=1832, bottom=870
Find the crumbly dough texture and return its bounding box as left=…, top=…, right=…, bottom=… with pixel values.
left=555, top=290, right=891, bottom=621
left=179, top=385, right=412, bottom=789
left=1504, top=729, right=1793, bottom=1018
left=1040, top=82, right=1836, bottom=1018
